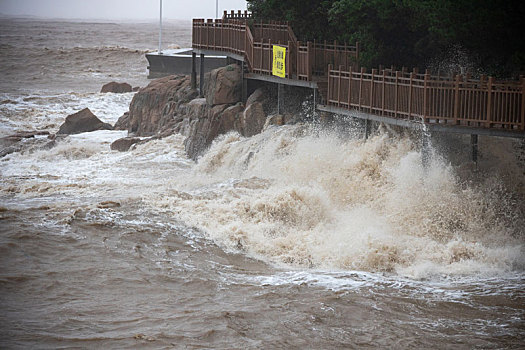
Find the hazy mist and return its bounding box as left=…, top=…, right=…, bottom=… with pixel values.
left=0, top=0, right=247, bottom=20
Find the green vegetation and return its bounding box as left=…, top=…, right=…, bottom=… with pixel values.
left=247, top=0, right=525, bottom=77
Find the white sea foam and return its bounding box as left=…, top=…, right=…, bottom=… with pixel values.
left=0, top=91, right=134, bottom=136
left=143, top=126, right=524, bottom=278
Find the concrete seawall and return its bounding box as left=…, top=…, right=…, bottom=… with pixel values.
left=146, top=48, right=228, bottom=78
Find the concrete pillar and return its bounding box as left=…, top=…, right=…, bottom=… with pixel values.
left=199, top=54, right=205, bottom=97
left=241, top=60, right=247, bottom=103
left=313, top=88, right=316, bottom=118
left=277, top=83, right=281, bottom=114
left=191, top=51, right=197, bottom=89
left=364, top=119, right=371, bottom=139
left=471, top=134, right=478, bottom=163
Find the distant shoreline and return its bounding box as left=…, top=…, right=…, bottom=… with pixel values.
left=0, top=14, right=192, bottom=23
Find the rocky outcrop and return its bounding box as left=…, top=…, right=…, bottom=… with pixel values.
left=101, top=82, right=132, bottom=93
left=0, top=131, right=55, bottom=158
left=205, top=64, right=242, bottom=106
left=0, top=131, right=50, bottom=148
left=57, top=108, right=112, bottom=135
left=246, top=87, right=271, bottom=112
left=183, top=64, right=246, bottom=159
left=219, top=103, right=244, bottom=134
left=127, top=75, right=197, bottom=136
left=241, top=102, right=266, bottom=137
left=110, top=137, right=142, bottom=152
left=115, top=64, right=285, bottom=159
left=184, top=103, right=230, bottom=158
left=113, top=112, right=129, bottom=130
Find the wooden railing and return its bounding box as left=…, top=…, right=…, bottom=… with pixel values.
left=192, top=19, right=247, bottom=57
left=192, top=18, right=357, bottom=82
left=251, top=21, right=297, bottom=77
left=297, top=41, right=358, bottom=81
left=252, top=21, right=296, bottom=43
left=222, top=10, right=252, bottom=20
left=327, top=66, right=525, bottom=130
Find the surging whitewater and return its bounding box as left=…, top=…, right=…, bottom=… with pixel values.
left=147, top=126, right=524, bottom=277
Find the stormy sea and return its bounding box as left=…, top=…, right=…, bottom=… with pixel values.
left=1, top=18, right=524, bottom=349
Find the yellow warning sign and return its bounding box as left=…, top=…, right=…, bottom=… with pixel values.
left=272, top=45, right=286, bottom=78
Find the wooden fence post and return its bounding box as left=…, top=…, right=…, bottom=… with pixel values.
left=454, top=75, right=461, bottom=125
left=334, top=40, right=338, bottom=70
left=344, top=42, right=348, bottom=68
left=382, top=69, right=386, bottom=116
left=348, top=66, right=353, bottom=108
left=395, top=71, right=400, bottom=118
left=213, top=20, right=216, bottom=50
left=286, top=40, right=290, bottom=78
left=487, top=76, right=493, bottom=127
left=324, top=40, right=327, bottom=71
left=328, top=64, right=332, bottom=105
left=355, top=42, right=359, bottom=67
left=521, top=77, right=525, bottom=130
left=423, top=71, right=430, bottom=122
left=359, top=67, right=365, bottom=111
left=408, top=72, right=414, bottom=119
left=297, top=40, right=301, bottom=78
left=338, top=65, right=343, bottom=107
left=268, top=39, right=272, bottom=75
left=307, top=41, right=312, bottom=81
left=371, top=69, right=377, bottom=113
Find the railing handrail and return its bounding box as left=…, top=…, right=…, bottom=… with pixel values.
left=326, top=65, right=524, bottom=130
left=222, top=10, right=252, bottom=20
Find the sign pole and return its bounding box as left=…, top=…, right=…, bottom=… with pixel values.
left=313, top=87, right=316, bottom=117
left=158, top=0, right=163, bottom=54
left=277, top=83, right=281, bottom=114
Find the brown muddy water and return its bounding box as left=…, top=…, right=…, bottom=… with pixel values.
left=0, top=18, right=524, bottom=349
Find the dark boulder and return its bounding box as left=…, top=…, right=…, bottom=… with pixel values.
left=57, top=108, right=112, bottom=135
left=246, top=87, right=270, bottom=111
left=242, top=102, right=267, bottom=137
left=101, top=82, right=132, bottom=93
left=113, top=112, right=129, bottom=130
left=0, top=130, right=50, bottom=149
left=205, top=64, right=242, bottom=106
left=110, top=137, right=142, bottom=152
left=128, top=75, right=197, bottom=136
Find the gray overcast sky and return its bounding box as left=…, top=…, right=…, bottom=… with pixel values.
left=0, top=0, right=247, bottom=20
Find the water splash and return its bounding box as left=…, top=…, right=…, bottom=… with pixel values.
left=144, top=125, right=524, bottom=278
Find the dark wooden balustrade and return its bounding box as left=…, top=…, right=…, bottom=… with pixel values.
left=222, top=10, right=252, bottom=20
left=327, top=66, right=525, bottom=130
left=192, top=17, right=356, bottom=81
